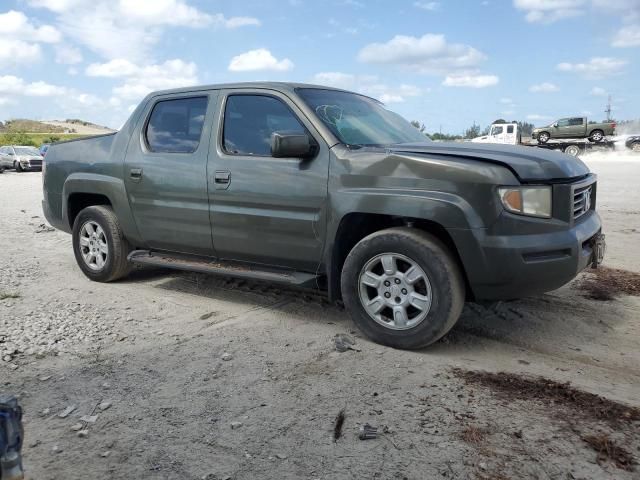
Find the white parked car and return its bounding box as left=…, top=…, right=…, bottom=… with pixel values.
left=0, top=145, right=44, bottom=172
left=471, top=123, right=521, bottom=145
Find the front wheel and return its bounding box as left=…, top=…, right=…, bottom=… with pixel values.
left=537, top=132, right=550, bottom=143
left=589, top=130, right=604, bottom=142
left=72, top=206, right=132, bottom=282
left=341, top=227, right=465, bottom=349
left=14, top=162, right=23, bottom=172
left=630, top=141, right=640, bottom=153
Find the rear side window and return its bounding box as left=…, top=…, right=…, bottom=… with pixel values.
left=507, top=125, right=514, bottom=133
left=570, top=118, right=583, bottom=126
left=223, top=95, right=306, bottom=156
left=145, top=96, right=208, bottom=153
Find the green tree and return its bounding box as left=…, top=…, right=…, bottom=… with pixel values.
left=464, top=123, right=481, bottom=139
left=410, top=120, right=426, bottom=133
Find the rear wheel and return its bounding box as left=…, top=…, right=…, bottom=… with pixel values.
left=341, top=227, right=465, bottom=349
left=589, top=130, right=604, bottom=142
left=537, top=132, right=550, bottom=143
left=564, top=145, right=581, bottom=157
left=72, top=206, right=132, bottom=282
left=630, top=141, right=640, bottom=153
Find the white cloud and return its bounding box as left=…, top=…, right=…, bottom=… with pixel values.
left=228, top=49, right=294, bottom=72
left=414, top=1, right=440, bottom=10
left=55, top=45, right=83, bottom=64
left=557, top=57, right=628, bottom=77
left=310, top=72, right=424, bottom=103
left=111, top=60, right=199, bottom=100
left=86, top=59, right=141, bottom=78
left=357, top=34, right=486, bottom=74
left=442, top=74, right=499, bottom=88
left=590, top=87, right=607, bottom=96
left=513, top=0, right=586, bottom=24
left=0, top=10, right=61, bottom=67
left=527, top=114, right=552, bottom=121
left=499, top=97, right=514, bottom=104
left=0, top=75, right=67, bottom=97
left=612, top=24, right=640, bottom=47
left=27, top=0, right=260, bottom=61
left=0, top=10, right=61, bottom=42
left=529, top=82, right=559, bottom=93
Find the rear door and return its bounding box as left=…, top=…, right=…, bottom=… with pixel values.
left=124, top=91, right=218, bottom=256
left=568, top=117, right=585, bottom=137
left=208, top=89, right=329, bottom=272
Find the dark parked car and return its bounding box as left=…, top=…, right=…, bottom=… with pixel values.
left=625, top=135, right=640, bottom=152
left=42, top=82, right=606, bottom=349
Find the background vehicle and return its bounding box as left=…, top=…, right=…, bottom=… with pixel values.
left=625, top=135, right=640, bottom=152
left=532, top=117, right=616, bottom=143
left=0, top=146, right=44, bottom=172
left=472, top=122, right=614, bottom=157
left=471, top=123, right=521, bottom=145
left=42, top=83, right=605, bottom=350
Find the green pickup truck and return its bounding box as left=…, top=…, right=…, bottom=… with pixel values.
left=42, top=82, right=606, bottom=349
left=532, top=117, right=616, bottom=143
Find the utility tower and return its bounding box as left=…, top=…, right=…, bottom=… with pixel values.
left=604, top=95, right=612, bottom=121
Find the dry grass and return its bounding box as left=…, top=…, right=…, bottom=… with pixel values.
left=577, top=266, right=640, bottom=301
left=453, top=369, right=640, bottom=427
left=462, top=424, right=486, bottom=444
left=582, top=433, right=636, bottom=471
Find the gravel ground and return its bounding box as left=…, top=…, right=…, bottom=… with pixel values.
left=1, top=152, right=639, bottom=480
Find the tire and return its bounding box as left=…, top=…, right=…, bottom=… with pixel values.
left=537, top=132, right=550, bottom=144
left=14, top=162, right=23, bottom=172
left=340, top=227, right=465, bottom=349
left=630, top=141, right=640, bottom=153
left=589, top=130, right=604, bottom=142
left=564, top=145, right=581, bottom=157
left=72, top=205, right=132, bottom=282
left=0, top=166, right=4, bottom=174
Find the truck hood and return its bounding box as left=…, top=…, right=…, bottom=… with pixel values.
left=389, top=142, right=589, bottom=182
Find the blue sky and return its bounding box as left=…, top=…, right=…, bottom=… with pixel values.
left=1, top=0, right=639, bottom=133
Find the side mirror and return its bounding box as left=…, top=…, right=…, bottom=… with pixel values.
left=271, top=131, right=316, bottom=158
left=552, top=123, right=558, bottom=128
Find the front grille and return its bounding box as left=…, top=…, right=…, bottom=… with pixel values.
left=573, top=184, right=593, bottom=219
left=28, top=160, right=42, bottom=167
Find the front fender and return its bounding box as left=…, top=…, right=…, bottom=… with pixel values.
left=62, top=173, right=144, bottom=245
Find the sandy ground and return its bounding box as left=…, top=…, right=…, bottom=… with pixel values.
left=40, top=121, right=114, bottom=135
left=1, top=151, right=639, bottom=479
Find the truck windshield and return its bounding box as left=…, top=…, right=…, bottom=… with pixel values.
left=297, top=88, right=428, bottom=147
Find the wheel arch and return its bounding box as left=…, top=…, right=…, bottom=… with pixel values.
left=63, top=173, right=144, bottom=245
left=326, top=212, right=472, bottom=302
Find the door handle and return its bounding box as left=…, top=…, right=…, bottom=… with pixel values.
left=130, top=168, right=143, bottom=182
left=214, top=170, right=231, bottom=189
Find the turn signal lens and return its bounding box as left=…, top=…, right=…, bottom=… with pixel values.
left=498, top=186, right=552, bottom=218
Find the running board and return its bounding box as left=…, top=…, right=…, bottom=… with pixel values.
left=127, top=250, right=319, bottom=286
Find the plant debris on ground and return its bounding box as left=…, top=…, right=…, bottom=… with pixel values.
left=581, top=433, right=636, bottom=471
left=453, top=369, right=640, bottom=427
left=577, top=266, right=640, bottom=301
left=0, top=292, right=20, bottom=300
left=461, top=424, right=486, bottom=444
left=333, top=409, right=345, bottom=441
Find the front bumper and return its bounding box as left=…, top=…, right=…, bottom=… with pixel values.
left=449, top=210, right=604, bottom=300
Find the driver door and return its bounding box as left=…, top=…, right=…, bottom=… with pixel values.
left=208, top=90, right=329, bottom=272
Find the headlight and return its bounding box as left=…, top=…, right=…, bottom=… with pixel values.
left=498, top=186, right=552, bottom=218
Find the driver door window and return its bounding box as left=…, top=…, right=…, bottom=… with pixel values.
left=223, top=95, right=306, bottom=156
